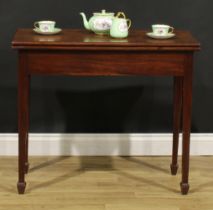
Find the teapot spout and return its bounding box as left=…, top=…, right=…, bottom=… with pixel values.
left=80, top=12, right=90, bottom=30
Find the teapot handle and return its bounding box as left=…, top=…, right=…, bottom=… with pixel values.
left=34, top=22, right=40, bottom=30
left=126, top=19, right=132, bottom=29
left=116, top=12, right=126, bottom=19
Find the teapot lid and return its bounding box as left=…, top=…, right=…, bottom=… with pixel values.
left=93, top=9, right=114, bottom=16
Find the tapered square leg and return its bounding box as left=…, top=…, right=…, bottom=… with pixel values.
left=24, top=75, right=30, bottom=175
left=180, top=54, right=193, bottom=195
left=171, top=77, right=183, bottom=175
left=18, top=52, right=30, bottom=194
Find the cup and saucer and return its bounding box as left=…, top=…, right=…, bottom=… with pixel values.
left=33, top=21, right=62, bottom=35
left=147, top=24, right=175, bottom=39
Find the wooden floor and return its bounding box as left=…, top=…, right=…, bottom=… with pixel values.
left=0, top=156, right=213, bottom=210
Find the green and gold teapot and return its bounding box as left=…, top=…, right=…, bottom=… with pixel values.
left=80, top=10, right=114, bottom=35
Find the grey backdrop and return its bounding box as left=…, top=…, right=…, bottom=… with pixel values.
left=0, top=0, right=212, bottom=133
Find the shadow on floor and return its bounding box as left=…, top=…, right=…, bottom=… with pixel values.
left=26, top=156, right=178, bottom=194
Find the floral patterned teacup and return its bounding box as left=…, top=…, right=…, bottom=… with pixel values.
left=34, top=21, right=56, bottom=32
left=152, top=24, right=174, bottom=36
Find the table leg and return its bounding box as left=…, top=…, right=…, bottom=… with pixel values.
left=17, top=52, right=29, bottom=194
left=171, top=77, right=183, bottom=175
left=180, top=54, right=193, bottom=195
left=24, top=75, right=30, bottom=175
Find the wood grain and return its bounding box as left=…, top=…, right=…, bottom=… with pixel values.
left=27, top=51, right=186, bottom=76
left=12, top=29, right=200, bottom=51
left=0, top=156, right=212, bottom=210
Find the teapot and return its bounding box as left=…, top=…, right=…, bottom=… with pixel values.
left=80, top=10, right=114, bottom=35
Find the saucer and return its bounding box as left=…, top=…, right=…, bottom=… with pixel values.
left=33, top=28, right=62, bottom=35
left=146, top=32, right=175, bottom=39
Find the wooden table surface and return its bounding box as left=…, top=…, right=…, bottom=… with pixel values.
left=12, top=29, right=200, bottom=51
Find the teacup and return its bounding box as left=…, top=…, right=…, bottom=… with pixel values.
left=34, top=21, right=56, bottom=32
left=152, top=24, right=174, bottom=36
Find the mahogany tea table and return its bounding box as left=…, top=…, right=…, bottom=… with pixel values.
left=12, top=29, right=200, bottom=194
